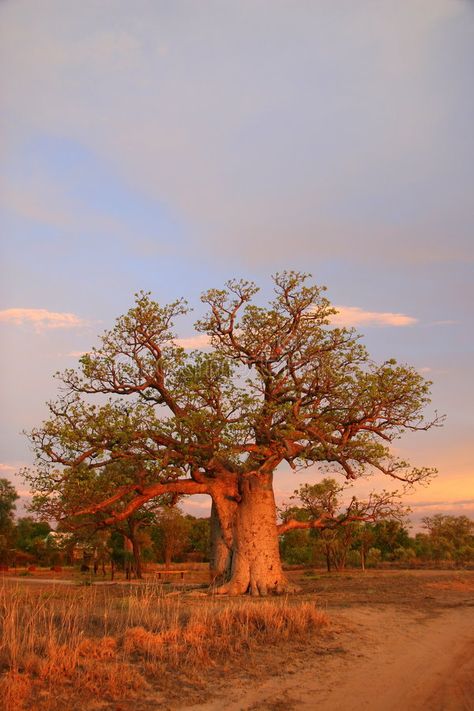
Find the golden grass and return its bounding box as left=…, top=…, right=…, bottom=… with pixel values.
left=0, top=582, right=328, bottom=710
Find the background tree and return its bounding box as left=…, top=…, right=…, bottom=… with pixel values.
left=278, top=505, right=313, bottom=565
left=152, top=506, right=191, bottom=566
left=369, top=520, right=412, bottom=561
left=15, top=517, right=51, bottom=553
left=185, top=515, right=211, bottom=561
left=27, top=461, right=172, bottom=578
left=279, top=478, right=409, bottom=572
left=24, top=273, right=440, bottom=595
left=0, top=479, right=18, bottom=565
left=422, top=514, right=474, bottom=566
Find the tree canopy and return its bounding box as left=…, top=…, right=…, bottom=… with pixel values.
left=24, top=272, right=441, bottom=594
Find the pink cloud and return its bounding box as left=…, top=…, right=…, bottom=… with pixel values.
left=0, top=463, right=16, bottom=474
left=174, top=334, right=211, bottom=350
left=332, top=305, right=417, bottom=327
left=173, top=305, right=417, bottom=351
left=0, top=308, right=87, bottom=332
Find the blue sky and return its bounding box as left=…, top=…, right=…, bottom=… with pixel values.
left=0, top=0, right=473, bottom=527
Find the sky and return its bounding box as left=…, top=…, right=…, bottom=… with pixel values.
left=0, top=0, right=473, bottom=530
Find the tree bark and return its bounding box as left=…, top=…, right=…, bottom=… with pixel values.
left=215, top=474, right=296, bottom=596
left=209, top=501, right=232, bottom=584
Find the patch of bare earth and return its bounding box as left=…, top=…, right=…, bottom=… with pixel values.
left=185, top=570, right=474, bottom=711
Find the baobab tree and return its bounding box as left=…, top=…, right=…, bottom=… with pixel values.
left=24, top=272, right=440, bottom=595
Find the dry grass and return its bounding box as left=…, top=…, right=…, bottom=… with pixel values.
left=0, top=582, right=328, bottom=710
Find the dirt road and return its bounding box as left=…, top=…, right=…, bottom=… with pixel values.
left=187, top=604, right=474, bottom=711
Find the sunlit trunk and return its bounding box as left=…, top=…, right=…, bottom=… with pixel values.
left=216, top=474, right=295, bottom=596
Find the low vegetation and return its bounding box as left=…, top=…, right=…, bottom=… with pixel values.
left=0, top=581, right=327, bottom=711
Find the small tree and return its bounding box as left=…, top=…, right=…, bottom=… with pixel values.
left=27, top=461, right=171, bottom=578
left=422, top=514, right=474, bottom=566
left=152, top=507, right=191, bottom=566
left=370, top=519, right=411, bottom=561
left=280, top=479, right=409, bottom=572
left=15, top=517, right=51, bottom=554
left=279, top=505, right=313, bottom=565
left=0, top=479, right=18, bottom=565
left=186, top=515, right=211, bottom=561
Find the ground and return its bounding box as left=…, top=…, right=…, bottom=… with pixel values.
left=1, top=567, right=473, bottom=710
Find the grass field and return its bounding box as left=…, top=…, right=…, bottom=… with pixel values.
left=1, top=567, right=473, bottom=710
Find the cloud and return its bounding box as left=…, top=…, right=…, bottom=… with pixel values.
left=0, top=463, right=16, bottom=474
left=410, top=499, right=474, bottom=509
left=180, top=494, right=211, bottom=517
left=409, top=499, right=474, bottom=527
left=0, top=308, right=87, bottom=332
left=174, top=335, right=211, bottom=350
left=332, top=306, right=418, bottom=327
left=0, top=178, right=74, bottom=229
left=173, top=307, right=417, bottom=350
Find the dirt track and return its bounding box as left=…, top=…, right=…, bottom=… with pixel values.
left=185, top=605, right=474, bottom=711
left=185, top=571, right=474, bottom=711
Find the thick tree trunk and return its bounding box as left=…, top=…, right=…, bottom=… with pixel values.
left=215, top=474, right=296, bottom=596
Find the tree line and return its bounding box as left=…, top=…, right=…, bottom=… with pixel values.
left=279, top=479, right=474, bottom=570
left=0, top=478, right=210, bottom=575
left=1, top=477, right=472, bottom=573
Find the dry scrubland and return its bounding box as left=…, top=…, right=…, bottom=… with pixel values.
left=1, top=568, right=474, bottom=710
left=0, top=572, right=327, bottom=711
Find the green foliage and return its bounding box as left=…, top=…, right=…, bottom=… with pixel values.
left=0, top=479, right=18, bottom=535
left=422, top=514, right=474, bottom=565
left=280, top=529, right=314, bottom=565
left=15, top=517, right=51, bottom=552
left=186, top=515, right=211, bottom=560
left=369, top=520, right=411, bottom=560
left=0, top=479, right=19, bottom=564
left=23, top=273, right=440, bottom=550
left=151, top=506, right=192, bottom=564
left=279, top=478, right=409, bottom=570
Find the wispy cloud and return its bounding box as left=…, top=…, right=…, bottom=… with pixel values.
left=174, top=335, right=211, bottom=350
left=410, top=499, right=474, bottom=509
left=0, top=177, right=74, bottom=229
left=174, top=306, right=417, bottom=350
left=0, top=463, right=16, bottom=474
left=332, top=306, right=418, bottom=328
left=0, top=308, right=87, bottom=332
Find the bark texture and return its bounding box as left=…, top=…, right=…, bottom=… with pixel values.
left=215, top=474, right=295, bottom=596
